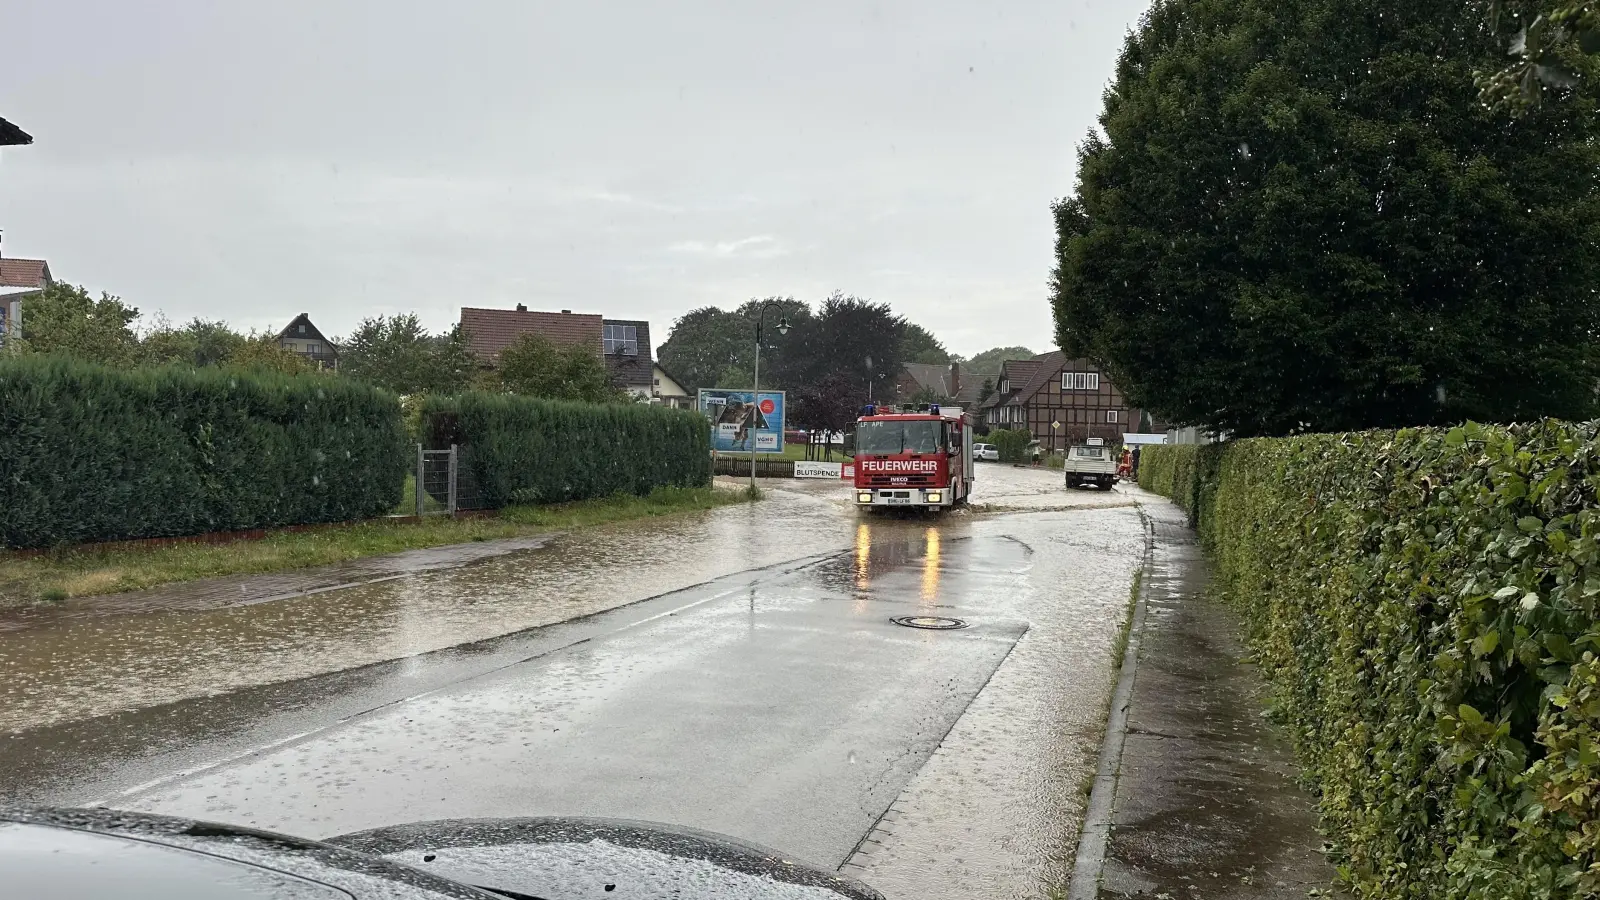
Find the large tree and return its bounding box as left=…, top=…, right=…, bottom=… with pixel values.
left=14, top=283, right=142, bottom=366
left=338, top=314, right=472, bottom=395
left=657, top=307, right=751, bottom=394
left=658, top=297, right=814, bottom=393
left=1052, top=0, right=1600, bottom=437
left=773, top=292, right=906, bottom=404
left=901, top=323, right=951, bottom=365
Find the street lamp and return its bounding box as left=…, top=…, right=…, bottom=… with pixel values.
left=750, top=302, right=791, bottom=493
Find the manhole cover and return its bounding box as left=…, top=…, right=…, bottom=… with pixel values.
left=891, top=615, right=968, bottom=630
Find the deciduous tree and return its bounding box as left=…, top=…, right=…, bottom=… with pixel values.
left=338, top=314, right=471, bottom=395
left=495, top=333, right=623, bottom=403
left=901, top=323, right=950, bottom=365
left=1052, top=0, right=1600, bottom=436
left=963, top=346, right=1035, bottom=375
left=14, top=283, right=142, bottom=366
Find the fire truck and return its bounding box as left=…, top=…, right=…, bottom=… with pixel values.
left=852, top=404, right=975, bottom=509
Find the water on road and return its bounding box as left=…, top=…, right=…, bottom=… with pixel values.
left=1, top=465, right=1150, bottom=899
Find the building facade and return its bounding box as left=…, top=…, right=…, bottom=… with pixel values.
left=277, top=313, right=339, bottom=369
left=981, top=352, right=1156, bottom=451
left=0, top=257, right=52, bottom=349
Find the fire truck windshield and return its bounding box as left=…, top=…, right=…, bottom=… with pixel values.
left=857, top=420, right=942, bottom=455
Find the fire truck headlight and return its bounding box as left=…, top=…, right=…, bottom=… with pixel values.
left=926, top=491, right=943, bottom=504
left=857, top=492, right=874, bottom=504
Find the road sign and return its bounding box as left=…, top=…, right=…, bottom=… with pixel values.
left=794, top=461, right=843, bottom=479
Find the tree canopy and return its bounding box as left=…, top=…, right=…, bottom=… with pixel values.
left=14, top=283, right=142, bottom=366
left=962, top=345, right=1035, bottom=375
left=1052, top=0, right=1600, bottom=437
left=338, top=314, right=474, bottom=395
left=493, top=333, right=624, bottom=403
left=769, top=292, right=906, bottom=404
left=1479, top=2, right=1600, bottom=112
left=901, top=323, right=951, bottom=365
left=659, top=292, right=918, bottom=404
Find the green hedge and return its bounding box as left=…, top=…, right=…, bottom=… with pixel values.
left=0, top=355, right=409, bottom=549
left=422, top=393, right=711, bottom=507
left=989, top=428, right=1032, bottom=463
left=1142, top=425, right=1600, bottom=898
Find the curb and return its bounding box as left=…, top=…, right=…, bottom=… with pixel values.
left=1066, top=507, right=1155, bottom=900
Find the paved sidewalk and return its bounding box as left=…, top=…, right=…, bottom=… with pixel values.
left=0, top=535, right=553, bottom=632
left=1098, top=506, right=1341, bottom=898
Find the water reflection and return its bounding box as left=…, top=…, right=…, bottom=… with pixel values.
left=920, top=528, right=941, bottom=604
left=0, top=492, right=854, bottom=734
left=854, top=522, right=872, bottom=593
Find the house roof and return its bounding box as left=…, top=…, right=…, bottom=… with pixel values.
left=277, top=313, right=334, bottom=346
left=459, top=307, right=604, bottom=362
left=0, top=117, right=32, bottom=146
left=983, top=358, right=1043, bottom=408
left=0, top=257, right=50, bottom=289
left=652, top=361, right=690, bottom=397
left=602, top=318, right=654, bottom=388
left=954, top=371, right=995, bottom=405
left=900, top=362, right=995, bottom=405
left=902, top=363, right=954, bottom=396
left=1011, top=350, right=1068, bottom=402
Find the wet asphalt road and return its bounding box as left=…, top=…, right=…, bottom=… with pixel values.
left=1, top=465, right=1149, bottom=899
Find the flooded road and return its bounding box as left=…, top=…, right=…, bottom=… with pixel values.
left=2, top=464, right=1150, bottom=899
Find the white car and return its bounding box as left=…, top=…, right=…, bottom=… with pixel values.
left=974, top=442, right=1000, bottom=461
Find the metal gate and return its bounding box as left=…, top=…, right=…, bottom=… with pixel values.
left=414, top=444, right=458, bottom=517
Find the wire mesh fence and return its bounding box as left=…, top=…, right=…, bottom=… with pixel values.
left=410, top=444, right=487, bottom=516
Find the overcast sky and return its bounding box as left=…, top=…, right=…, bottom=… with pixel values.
left=0, top=0, right=1149, bottom=358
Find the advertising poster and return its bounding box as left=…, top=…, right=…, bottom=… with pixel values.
left=699, top=389, right=785, bottom=454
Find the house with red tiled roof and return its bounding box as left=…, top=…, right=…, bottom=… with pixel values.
left=462, top=306, right=683, bottom=402
left=980, top=352, right=1157, bottom=451
left=0, top=255, right=51, bottom=348
left=459, top=305, right=605, bottom=365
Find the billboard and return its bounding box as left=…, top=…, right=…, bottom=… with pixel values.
left=699, top=389, right=785, bottom=454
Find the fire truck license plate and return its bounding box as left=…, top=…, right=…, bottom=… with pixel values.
left=885, top=496, right=911, bottom=505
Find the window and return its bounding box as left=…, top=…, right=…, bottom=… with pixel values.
left=999, top=379, right=1009, bottom=394
left=604, top=324, right=638, bottom=355
left=298, top=324, right=306, bottom=334
left=1106, top=409, right=1120, bottom=423
left=856, top=420, right=944, bottom=455
left=1062, top=372, right=1101, bottom=391
left=306, top=342, right=320, bottom=355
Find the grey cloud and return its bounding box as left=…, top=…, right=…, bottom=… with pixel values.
left=0, top=0, right=1152, bottom=355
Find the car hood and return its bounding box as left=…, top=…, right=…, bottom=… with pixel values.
left=326, top=817, right=884, bottom=899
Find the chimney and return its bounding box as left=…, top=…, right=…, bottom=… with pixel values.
left=949, top=361, right=961, bottom=400
left=561, top=309, right=572, bottom=314
left=515, top=303, right=527, bottom=312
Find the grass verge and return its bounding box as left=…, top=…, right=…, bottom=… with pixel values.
left=0, top=485, right=752, bottom=609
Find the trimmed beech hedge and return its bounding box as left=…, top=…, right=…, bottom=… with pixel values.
left=422, top=393, right=711, bottom=508
left=0, top=355, right=409, bottom=549
left=1143, top=425, right=1600, bottom=897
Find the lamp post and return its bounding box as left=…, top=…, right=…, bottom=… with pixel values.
left=749, top=302, right=791, bottom=494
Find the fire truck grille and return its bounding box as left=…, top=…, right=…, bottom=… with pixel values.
left=863, top=474, right=937, bottom=488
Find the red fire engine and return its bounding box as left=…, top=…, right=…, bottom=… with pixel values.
left=852, top=404, right=974, bottom=509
